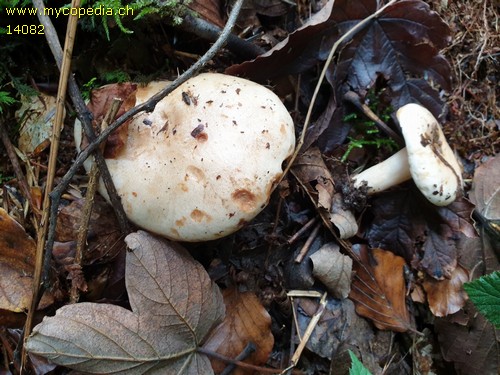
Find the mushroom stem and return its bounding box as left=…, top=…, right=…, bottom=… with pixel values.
left=352, top=148, right=412, bottom=193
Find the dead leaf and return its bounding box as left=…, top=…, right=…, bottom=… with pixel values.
left=423, top=265, right=469, bottom=317
left=469, top=154, right=500, bottom=257
left=26, top=231, right=225, bottom=374
left=420, top=229, right=457, bottom=280
left=228, top=0, right=451, bottom=119
left=78, top=82, right=137, bottom=158
left=294, top=297, right=405, bottom=373
left=203, top=288, right=273, bottom=374
left=329, top=193, right=358, bottom=239
left=54, top=196, right=125, bottom=265
left=363, top=189, right=425, bottom=262
left=0, top=208, right=53, bottom=313
left=349, top=245, right=413, bottom=332
left=188, top=0, right=225, bottom=28
left=310, top=243, right=352, bottom=299
left=435, top=301, right=500, bottom=374
left=363, top=191, right=476, bottom=280
left=469, top=154, right=500, bottom=216
left=292, top=148, right=358, bottom=238
left=16, top=93, right=61, bottom=155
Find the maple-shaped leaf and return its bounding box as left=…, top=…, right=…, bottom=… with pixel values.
left=26, top=231, right=225, bottom=374
left=349, top=245, right=413, bottom=332
left=330, top=0, right=451, bottom=113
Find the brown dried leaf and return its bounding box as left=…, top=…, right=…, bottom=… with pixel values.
left=203, top=288, right=273, bottom=374
left=188, top=0, right=225, bottom=28
left=26, top=231, right=225, bottom=374
left=292, top=148, right=357, bottom=238
left=349, top=245, right=413, bottom=332
left=310, top=243, right=352, bottom=299
left=78, top=83, right=137, bottom=158
left=54, top=196, right=125, bottom=265
left=423, top=265, right=469, bottom=317
left=0, top=208, right=53, bottom=313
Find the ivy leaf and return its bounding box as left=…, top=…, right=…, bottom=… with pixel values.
left=463, top=271, right=500, bottom=328
left=26, top=231, right=225, bottom=374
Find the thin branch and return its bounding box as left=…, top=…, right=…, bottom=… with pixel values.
left=180, top=14, right=265, bottom=60
left=197, top=346, right=282, bottom=374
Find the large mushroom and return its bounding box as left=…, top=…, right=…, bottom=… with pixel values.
left=352, top=103, right=463, bottom=206
left=75, top=73, right=296, bottom=241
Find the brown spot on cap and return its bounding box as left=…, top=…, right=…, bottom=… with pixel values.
left=175, top=217, right=186, bottom=227
left=190, top=209, right=212, bottom=223
left=231, top=189, right=257, bottom=213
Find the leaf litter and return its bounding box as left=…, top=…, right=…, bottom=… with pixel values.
left=0, top=0, right=499, bottom=373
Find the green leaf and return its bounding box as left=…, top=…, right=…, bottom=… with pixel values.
left=463, top=271, right=500, bottom=328
left=0, top=91, right=16, bottom=112
left=349, top=350, right=372, bottom=375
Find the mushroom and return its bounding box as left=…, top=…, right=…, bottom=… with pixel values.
left=75, top=73, right=295, bottom=241
left=352, top=103, right=463, bottom=206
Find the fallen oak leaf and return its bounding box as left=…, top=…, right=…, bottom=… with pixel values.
left=26, top=230, right=225, bottom=374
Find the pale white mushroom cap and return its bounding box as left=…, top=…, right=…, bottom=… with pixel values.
left=76, top=73, right=295, bottom=241
left=397, top=103, right=463, bottom=206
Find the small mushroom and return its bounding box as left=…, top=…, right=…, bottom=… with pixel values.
left=76, top=73, right=295, bottom=241
left=353, top=103, right=462, bottom=206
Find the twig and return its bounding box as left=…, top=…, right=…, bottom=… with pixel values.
left=288, top=292, right=328, bottom=369
left=278, top=0, right=399, bottom=185
left=22, top=0, right=80, bottom=371
left=220, top=342, right=256, bottom=375
left=180, top=14, right=265, bottom=60
left=43, top=0, right=247, bottom=289
left=294, top=222, right=321, bottom=263
left=32, top=0, right=130, bottom=235
left=197, top=346, right=282, bottom=374
left=287, top=216, right=318, bottom=245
